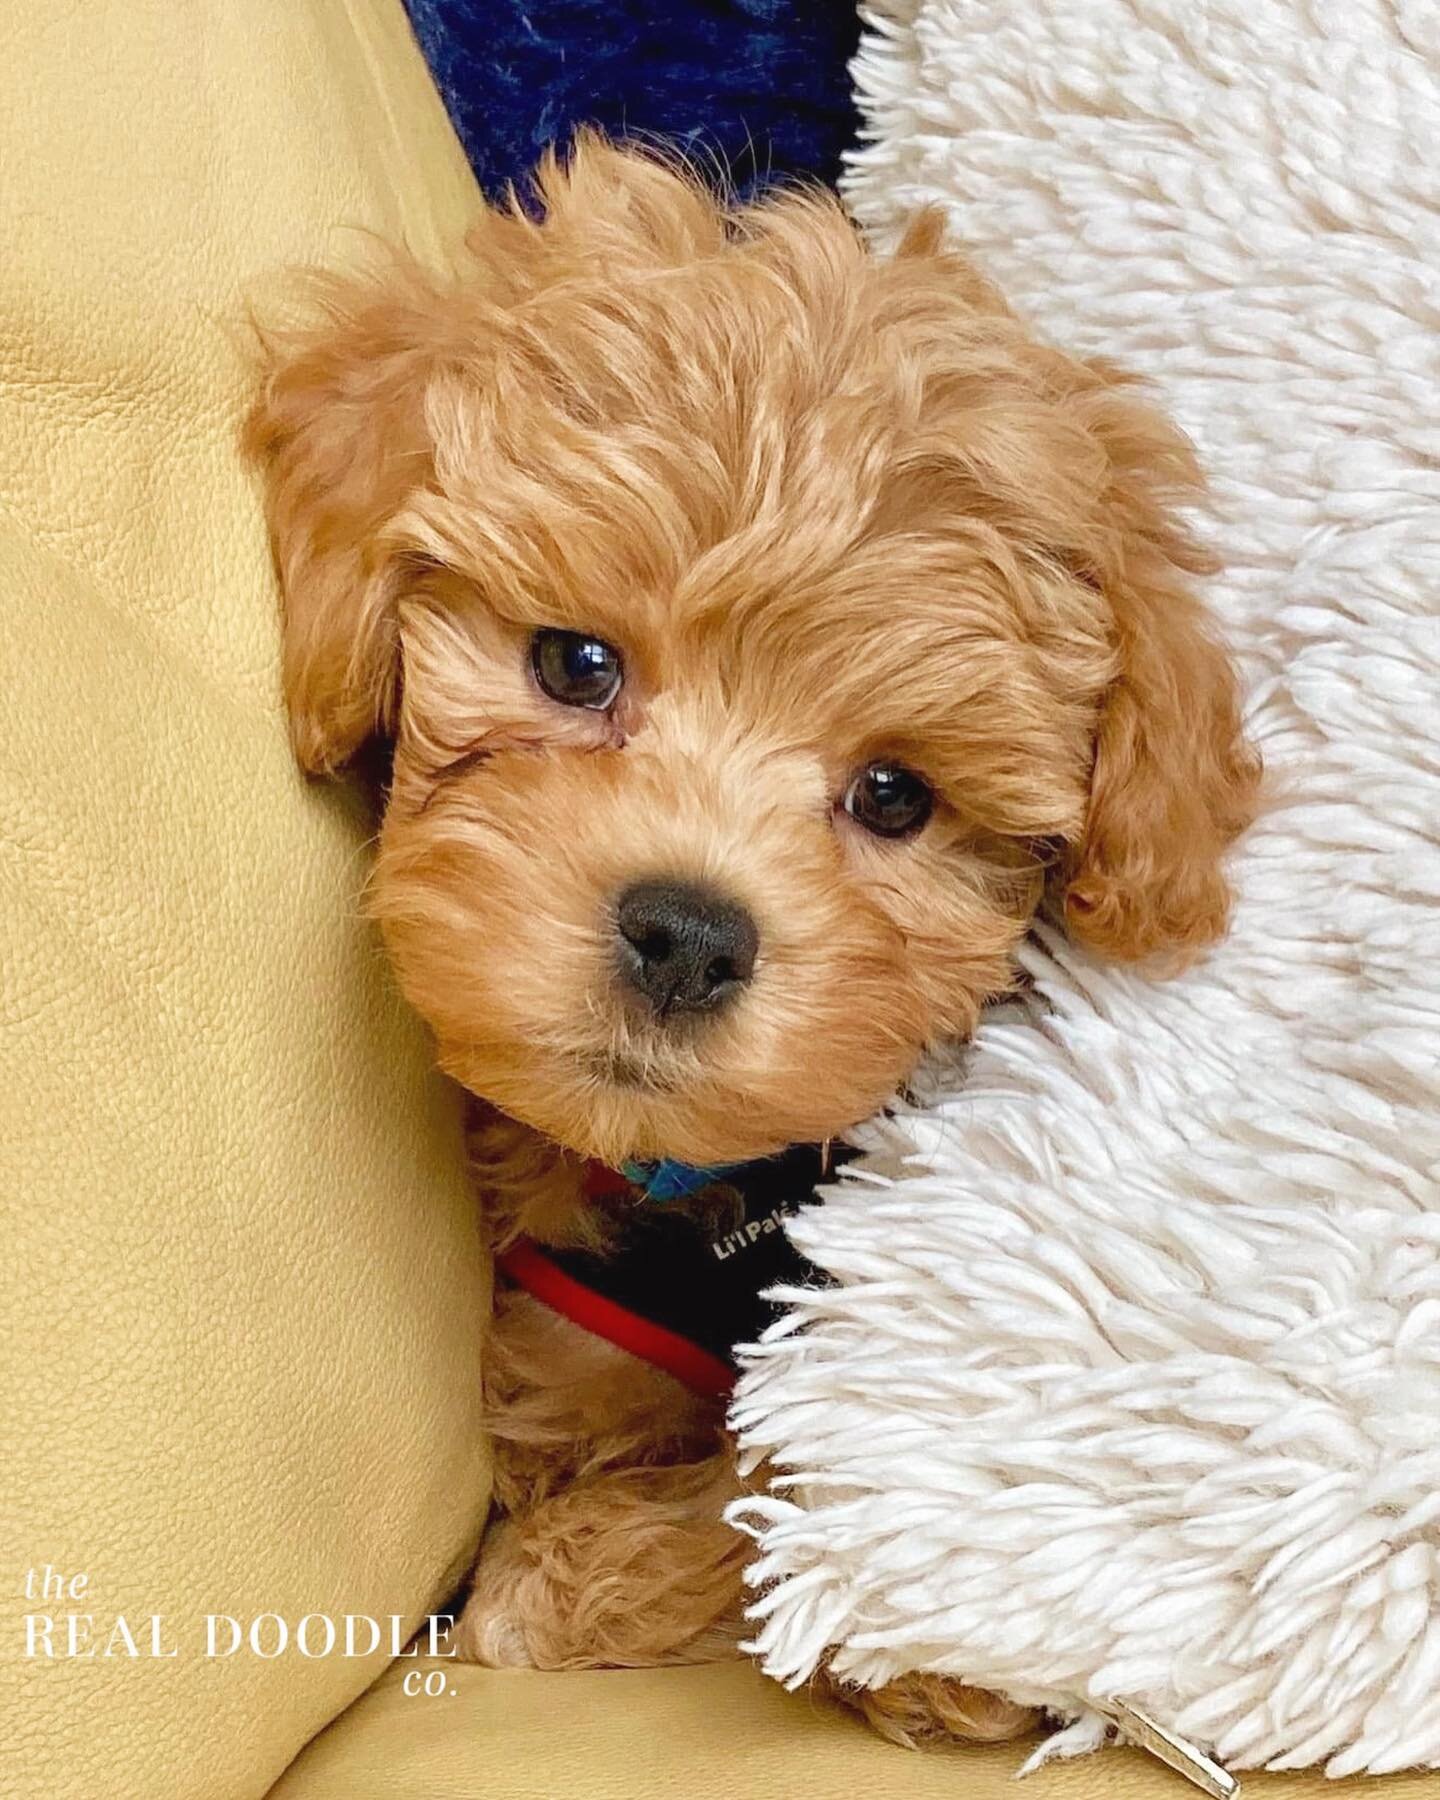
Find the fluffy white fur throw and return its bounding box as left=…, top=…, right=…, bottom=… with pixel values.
left=730, top=0, right=1440, bottom=1777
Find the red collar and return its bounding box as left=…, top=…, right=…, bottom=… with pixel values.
left=495, top=1238, right=734, bottom=1398
left=581, top=1160, right=637, bottom=1202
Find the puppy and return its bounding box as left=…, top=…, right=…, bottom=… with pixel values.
left=245, top=137, right=1258, bottom=1746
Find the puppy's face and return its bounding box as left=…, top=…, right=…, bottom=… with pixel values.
left=247, top=142, right=1256, bottom=1166
left=374, top=530, right=1063, bottom=1166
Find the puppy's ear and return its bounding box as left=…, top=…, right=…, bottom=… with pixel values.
left=244, top=139, right=719, bottom=776
left=1062, top=374, right=1260, bottom=964
left=243, top=269, right=455, bottom=774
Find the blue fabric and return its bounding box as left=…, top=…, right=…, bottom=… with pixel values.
left=401, top=0, right=860, bottom=199
left=620, top=1157, right=751, bottom=1203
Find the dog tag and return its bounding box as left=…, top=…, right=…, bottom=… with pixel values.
left=1097, top=1699, right=1240, bottom=1800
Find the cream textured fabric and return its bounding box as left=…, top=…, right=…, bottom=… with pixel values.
left=733, top=0, right=1440, bottom=1779
left=0, top=6, right=489, bottom=1799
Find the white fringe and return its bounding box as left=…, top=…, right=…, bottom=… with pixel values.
left=730, top=0, right=1440, bottom=1776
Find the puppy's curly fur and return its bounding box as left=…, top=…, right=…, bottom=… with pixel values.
left=245, top=138, right=1258, bottom=1745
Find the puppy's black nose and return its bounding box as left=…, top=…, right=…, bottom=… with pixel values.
left=614, top=881, right=758, bottom=1018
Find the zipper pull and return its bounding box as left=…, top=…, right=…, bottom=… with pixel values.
left=1096, top=1698, right=1240, bottom=1799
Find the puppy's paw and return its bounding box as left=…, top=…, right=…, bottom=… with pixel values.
left=451, top=1519, right=537, bottom=1668
left=449, top=1464, right=746, bottom=1671
left=452, top=1594, right=534, bottom=1669
left=819, top=1666, right=1036, bottom=1749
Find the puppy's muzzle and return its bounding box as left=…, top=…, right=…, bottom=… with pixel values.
left=614, top=880, right=758, bottom=1019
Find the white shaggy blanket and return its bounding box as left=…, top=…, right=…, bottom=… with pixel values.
left=730, top=0, right=1440, bottom=1778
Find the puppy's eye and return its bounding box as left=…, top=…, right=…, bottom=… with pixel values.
left=531, top=629, right=623, bottom=710
left=842, top=763, right=934, bottom=839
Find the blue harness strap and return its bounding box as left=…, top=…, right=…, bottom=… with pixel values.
left=619, top=1158, right=749, bottom=1203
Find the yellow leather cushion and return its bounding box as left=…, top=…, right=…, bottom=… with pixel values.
left=0, top=5, right=489, bottom=1797
left=271, top=1661, right=1440, bottom=1799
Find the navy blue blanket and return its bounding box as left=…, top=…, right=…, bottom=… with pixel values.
left=402, top=0, right=859, bottom=198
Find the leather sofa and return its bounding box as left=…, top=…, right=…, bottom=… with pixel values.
left=1, top=3, right=1431, bottom=1796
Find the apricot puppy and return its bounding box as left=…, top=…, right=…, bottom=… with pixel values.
left=246, top=137, right=1257, bottom=1745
